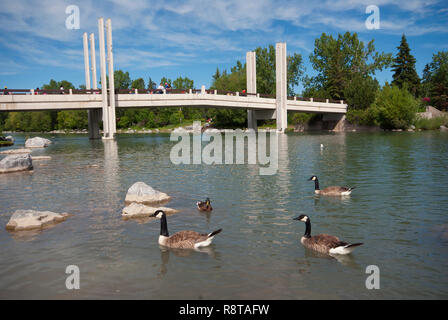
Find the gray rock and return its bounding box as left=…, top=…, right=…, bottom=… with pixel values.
left=0, top=154, right=33, bottom=173
left=5, top=136, right=14, bottom=143
left=6, top=209, right=70, bottom=231
left=125, top=182, right=171, bottom=205
left=122, top=203, right=179, bottom=219
left=25, top=137, right=52, bottom=148
left=440, top=125, right=448, bottom=131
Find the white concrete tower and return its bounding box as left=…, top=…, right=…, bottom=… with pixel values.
left=275, top=42, right=287, bottom=133
left=98, top=18, right=111, bottom=139
left=246, top=51, right=257, bottom=131
left=106, top=18, right=116, bottom=137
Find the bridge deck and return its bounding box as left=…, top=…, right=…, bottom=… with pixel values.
left=0, top=92, right=347, bottom=114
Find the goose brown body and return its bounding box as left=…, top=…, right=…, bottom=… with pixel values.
left=301, top=234, right=349, bottom=254
left=161, top=230, right=216, bottom=249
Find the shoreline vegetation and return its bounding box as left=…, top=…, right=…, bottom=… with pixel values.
left=1, top=33, right=447, bottom=134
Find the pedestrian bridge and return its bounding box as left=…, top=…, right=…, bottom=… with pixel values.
left=0, top=88, right=346, bottom=114
left=0, top=18, right=347, bottom=139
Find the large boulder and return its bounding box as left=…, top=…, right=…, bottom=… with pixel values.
left=6, top=210, right=70, bottom=231
left=125, top=182, right=171, bottom=205
left=0, top=154, right=33, bottom=173
left=122, top=203, right=179, bottom=220
left=25, top=137, right=52, bottom=148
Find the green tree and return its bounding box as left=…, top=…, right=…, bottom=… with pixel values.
left=391, top=34, right=420, bottom=97
left=344, top=74, right=379, bottom=110
left=114, top=70, right=131, bottom=89
left=172, top=76, right=194, bottom=90
left=131, top=78, right=145, bottom=90
left=306, top=32, right=391, bottom=100
left=422, top=51, right=448, bottom=110
left=57, top=110, right=88, bottom=130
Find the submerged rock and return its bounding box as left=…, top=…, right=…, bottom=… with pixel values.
left=125, top=182, right=171, bottom=205
left=31, top=156, right=52, bottom=161
left=0, top=148, right=31, bottom=155
left=122, top=203, right=179, bottom=219
left=0, top=154, right=33, bottom=173
left=25, top=137, right=52, bottom=148
left=6, top=209, right=70, bottom=231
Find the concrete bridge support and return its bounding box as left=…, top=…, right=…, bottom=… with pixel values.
left=276, top=42, right=287, bottom=133
left=84, top=32, right=101, bottom=140
left=246, top=51, right=257, bottom=131
left=98, top=17, right=116, bottom=140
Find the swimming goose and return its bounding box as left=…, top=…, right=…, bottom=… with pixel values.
left=293, top=215, right=362, bottom=255
left=308, top=175, right=355, bottom=196
left=197, top=197, right=213, bottom=211
left=150, top=210, right=222, bottom=249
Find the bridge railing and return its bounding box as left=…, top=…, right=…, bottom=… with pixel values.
left=0, top=88, right=344, bottom=104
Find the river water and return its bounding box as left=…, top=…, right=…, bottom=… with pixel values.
left=0, top=131, right=447, bottom=299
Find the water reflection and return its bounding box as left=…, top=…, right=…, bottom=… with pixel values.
left=303, top=247, right=360, bottom=268
left=158, top=245, right=219, bottom=277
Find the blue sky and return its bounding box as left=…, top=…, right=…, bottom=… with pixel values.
left=0, top=0, right=447, bottom=94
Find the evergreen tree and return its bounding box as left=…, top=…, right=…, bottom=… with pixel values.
left=391, top=34, right=420, bottom=97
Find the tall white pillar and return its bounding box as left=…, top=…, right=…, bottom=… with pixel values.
left=98, top=18, right=110, bottom=139
left=89, top=33, right=98, bottom=90
left=82, top=33, right=91, bottom=90
left=276, top=43, right=287, bottom=133
left=106, top=18, right=116, bottom=138
left=246, top=51, right=257, bottom=131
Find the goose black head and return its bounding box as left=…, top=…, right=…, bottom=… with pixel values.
left=150, top=210, right=166, bottom=219
left=308, top=175, right=317, bottom=181
left=293, top=214, right=309, bottom=222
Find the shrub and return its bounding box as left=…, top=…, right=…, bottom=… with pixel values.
left=414, top=115, right=448, bottom=130
left=372, top=85, right=418, bottom=129
left=346, top=108, right=379, bottom=126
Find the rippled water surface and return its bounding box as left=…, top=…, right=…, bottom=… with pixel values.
left=1, top=131, right=447, bottom=299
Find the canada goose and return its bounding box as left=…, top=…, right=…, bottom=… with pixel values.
left=293, top=214, right=363, bottom=255
left=197, top=197, right=213, bottom=211
left=308, top=175, right=355, bottom=196
left=150, top=210, right=222, bottom=249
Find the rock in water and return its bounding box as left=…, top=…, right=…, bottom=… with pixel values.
left=0, top=154, right=33, bottom=173
left=25, top=137, right=52, bottom=148
left=5, top=136, right=14, bottom=143
left=122, top=203, right=179, bottom=219
left=0, top=148, right=31, bottom=154
left=6, top=210, right=70, bottom=231
left=125, top=182, right=171, bottom=205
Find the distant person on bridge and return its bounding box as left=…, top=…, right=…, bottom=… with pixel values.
left=157, top=83, right=164, bottom=94
left=165, top=82, right=171, bottom=93
left=3, top=87, right=8, bottom=95
left=60, top=86, right=64, bottom=94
